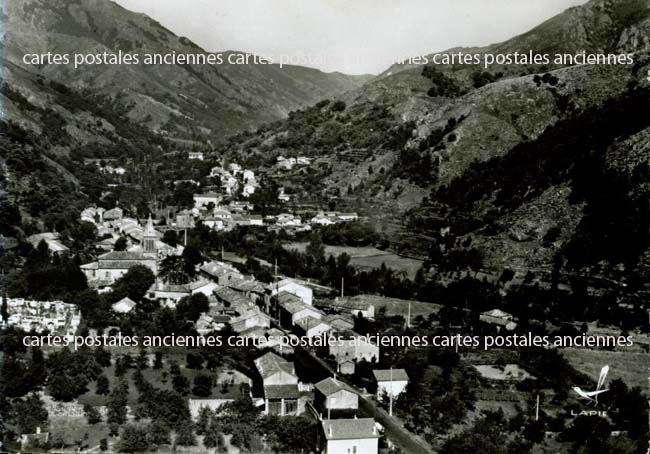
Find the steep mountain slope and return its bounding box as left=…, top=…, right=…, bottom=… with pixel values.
left=220, top=0, right=650, bottom=286
left=3, top=0, right=372, bottom=138
left=376, top=0, right=650, bottom=80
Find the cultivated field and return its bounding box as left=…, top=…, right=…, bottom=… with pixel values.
left=284, top=242, right=424, bottom=279
left=562, top=348, right=649, bottom=389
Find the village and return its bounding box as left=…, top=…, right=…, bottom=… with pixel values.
left=4, top=136, right=650, bottom=454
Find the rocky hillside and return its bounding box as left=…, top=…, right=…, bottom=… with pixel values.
left=376, top=0, right=650, bottom=80
left=221, top=0, right=650, bottom=287
left=3, top=0, right=371, bottom=138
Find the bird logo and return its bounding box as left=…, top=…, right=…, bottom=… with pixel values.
left=573, top=365, right=609, bottom=406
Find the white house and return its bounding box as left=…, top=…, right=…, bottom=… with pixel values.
left=330, top=337, right=379, bottom=374
left=480, top=309, right=518, bottom=331
left=242, top=183, right=256, bottom=197
left=204, top=217, right=225, bottom=231
left=229, top=163, right=242, bottom=175
left=311, top=212, right=336, bottom=225
left=315, top=377, right=359, bottom=413
left=277, top=187, right=291, bottom=202
left=320, top=418, right=379, bottom=454
left=337, top=213, right=359, bottom=222
left=188, top=151, right=204, bottom=160
left=294, top=316, right=330, bottom=339
left=193, top=193, right=221, bottom=209
left=372, top=369, right=408, bottom=400
left=247, top=215, right=264, bottom=226
left=271, top=278, right=313, bottom=305
left=242, top=169, right=255, bottom=182
left=254, top=352, right=302, bottom=416
left=187, top=279, right=219, bottom=297
left=111, top=297, right=137, bottom=314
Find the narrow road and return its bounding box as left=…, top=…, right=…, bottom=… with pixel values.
left=295, top=347, right=435, bottom=454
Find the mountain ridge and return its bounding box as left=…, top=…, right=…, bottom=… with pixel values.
left=3, top=0, right=372, bottom=138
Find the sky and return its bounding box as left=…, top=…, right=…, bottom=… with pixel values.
left=114, top=0, right=589, bottom=75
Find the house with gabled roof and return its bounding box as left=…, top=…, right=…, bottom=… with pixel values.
left=329, top=336, right=379, bottom=375
left=187, top=279, right=219, bottom=297
left=277, top=292, right=322, bottom=329
left=228, top=278, right=267, bottom=305
left=314, top=377, right=359, bottom=415
left=294, top=316, right=330, bottom=339
left=26, top=232, right=69, bottom=254
left=147, top=281, right=190, bottom=306
left=372, top=369, right=409, bottom=400
left=254, top=352, right=303, bottom=416
left=480, top=309, right=518, bottom=331
left=324, top=314, right=355, bottom=333
left=81, top=250, right=157, bottom=284
left=111, top=297, right=137, bottom=314
left=320, top=418, right=379, bottom=454
left=200, top=260, right=244, bottom=285
left=230, top=308, right=271, bottom=333
left=270, top=278, right=313, bottom=305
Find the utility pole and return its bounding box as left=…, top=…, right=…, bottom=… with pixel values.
left=535, top=394, right=540, bottom=421
left=341, top=277, right=344, bottom=298
left=389, top=367, right=394, bottom=417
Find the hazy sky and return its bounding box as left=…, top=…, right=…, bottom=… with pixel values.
left=114, top=0, right=589, bottom=74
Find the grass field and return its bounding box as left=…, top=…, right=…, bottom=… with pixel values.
left=284, top=242, right=424, bottom=279
left=562, top=348, right=649, bottom=389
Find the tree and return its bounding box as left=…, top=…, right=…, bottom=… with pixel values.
left=153, top=351, right=163, bottom=369
left=159, top=255, right=194, bottom=285
left=203, top=427, right=222, bottom=449
left=175, top=421, right=196, bottom=446
left=118, top=425, right=149, bottom=453
left=95, top=374, right=110, bottom=396
left=561, top=415, right=611, bottom=451
left=147, top=420, right=171, bottom=445
left=177, top=293, right=209, bottom=323
left=192, top=373, right=213, bottom=397
left=162, top=230, right=178, bottom=247
left=99, top=438, right=108, bottom=451
left=47, top=372, right=78, bottom=401
left=331, top=100, right=346, bottom=111
left=11, top=393, right=49, bottom=434
left=195, top=407, right=212, bottom=435
left=182, top=245, right=204, bottom=268
left=94, top=348, right=112, bottom=367
left=114, top=237, right=128, bottom=251
left=172, top=373, right=190, bottom=395
left=306, top=233, right=326, bottom=277
left=111, top=265, right=155, bottom=301
left=186, top=352, right=204, bottom=370
left=84, top=404, right=102, bottom=425
left=107, top=379, right=129, bottom=425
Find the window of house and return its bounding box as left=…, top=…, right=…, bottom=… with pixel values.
left=285, top=399, right=297, bottom=414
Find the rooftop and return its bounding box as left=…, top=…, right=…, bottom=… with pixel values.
left=264, top=384, right=300, bottom=399
left=254, top=352, right=295, bottom=379
left=98, top=251, right=152, bottom=261
left=321, top=418, right=379, bottom=440
left=372, top=369, right=409, bottom=382
left=315, top=377, right=358, bottom=397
